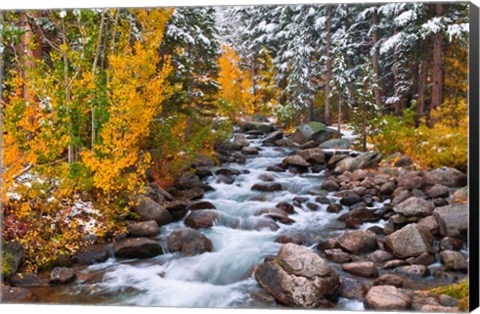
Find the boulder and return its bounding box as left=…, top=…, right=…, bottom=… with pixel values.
left=240, top=122, right=276, bottom=134
left=340, top=277, right=368, bottom=300
left=276, top=202, right=295, bottom=214
left=254, top=243, right=340, bottom=308
left=327, top=154, right=349, bottom=169
left=417, top=215, right=439, bottom=235
left=9, top=273, right=47, bottom=288
left=297, top=148, right=325, bottom=164
left=327, top=203, right=343, bottom=213
left=334, top=151, right=382, bottom=173
left=397, top=172, right=426, bottom=190
left=233, top=134, right=250, bottom=147
left=167, top=228, right=212, bottom=256
left=338, top=207, right=380, bottom=227
left=374, top=274, right=404, bottom=287
left=251, top=182, right=283, bottom=192
left=321, top=180, right=339, bottom=191
left=391, top=190, right=413, bottom=206
left=439, top=237, right=464, bottom=251
left=176, top=187, right=205, bottom=201
left=380, top=181, right=396, bottom=195
left=426, top=184, right=450, bottom=198
left=384, top=223, right=433, bottom=258
left=440, top=250, right=468, bottom=271
left=339, top=192, right=363, bottom=206
left=405, top=252, right=435, bottom=266
left=308, top=127, right=342, bottom=145
left=174, top=173, right=202, bottom=190
left=127, top=220, right=160, bottom=237
left=425, top=167, right=467, bottom=187
left=393, top=197, right=434, bottom=218
left=323, top=249, right=352, bottom=263
left=320, top=138, right=352, bottom=149
left=367, top=250, right=394, bottom=263
left=283, top=155, right=310, bottom=167
left=114, top=238, right=163, bottom=259
left=195, top=167, right=213, bottom=179
left=76, top=244, right=110, bottom=265
left=451, top=187, right=468, bottom=204
left=394, top=156, right=413, bottom=167
left=1, top=284, right=34, bottom=303
left=291, top=128, right=307, bottom=145
left=216, top=175, right=234, bottom=184
left=187, top=201, right=216, bottom=211
left=49, top=267, right=76, bottom=285
left=215, top=168, right=241, bottom=176
left=262, top=131, right=284, bottom=146
left=165, top=201, right=189, bottom=221
left=132, top=195, right=173, bottom=226
left=395, top=265, right=430, bottom=277
left=433, top=204, right=468, bottom=239
left=364, top=285, right=411, bottom=310
left=342, top=261, right=378, bottom=278
left=242, top=146, right=259, bottom=155
left=184, top=210, right=219, bottom=229
left=2, top=241, right=25, bottom=277
left=336, top=230, right=378, bottom=254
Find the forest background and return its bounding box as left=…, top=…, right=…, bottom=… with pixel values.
left=0, top=0, right=471, bottom=271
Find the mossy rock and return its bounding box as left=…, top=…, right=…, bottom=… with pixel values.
left=429, top=280, right=469, bottom=311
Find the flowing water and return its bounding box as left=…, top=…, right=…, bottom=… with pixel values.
left=27, top=133, right=435, bottom=309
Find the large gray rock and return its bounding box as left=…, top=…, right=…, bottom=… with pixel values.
left=9, top=273, right=47, bottom=288
left=254, top=243, right=340, bottom=308
left=320, top=138, right=352, bottom=149
left=393, top=197, right=434, bottom=218
left=251, top=182, right=283, bottom=192
left=334, top=151, right=382, bottom=173
left=340, top=277, right=368, bottom=300
left=114, top=238, right=163, bottom=259
left=184, top=210, right=219, bottom=229
left=364, top=285, right=411, bottom=310
left=167, top=228, right=212, bottom=256
left=384, top=223, right=433, bottom=258
left=76, top=244, right=110, bottom=265
left=336, top=230, right=378, bottom=254
left=1, top=284, right=34, bottom=303
left=132, top=195, right=173, bottom=226
left=127, top=220, right=160, bottom=237
left=426, top=184, right=450, bottom=198
left=433, top=204, right=468, bottom=239
left=233, top=134, right=250, bottom=147
left=425, top=167, right=467, bottom=187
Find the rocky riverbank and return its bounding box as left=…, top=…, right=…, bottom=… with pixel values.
left=2, top=122, right=469, bottom=311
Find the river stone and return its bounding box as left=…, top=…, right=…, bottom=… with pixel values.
left=76, top=244, right=110, bottom=265
left=395, top=264, right=430, bottom=277
left=187, top=201, right=216, bottom=211
left=241, top=122, right=275, bottom=134
left=297, top=148, right=325, bottom=164
left=174, top=173, right=202, bottom=190
left=320, top=138, right=352, bottom=149
left=425, top=167, right=467, bottom=187
left=242, top=146, right=259, bottom=155
left=374, top=274, right=404, bottom=287
left=276, top=202, right=295, bottom=214
left=114, top=238, right=163, bottom=259
left=382, top=259, right=407, bottom=269
left=165, top=201, right=189, bottom=221
left=262, top=130, right=283, bottom=146
left=405, top=252, right=435, bottom=266
left=308, top=127, right=342, bottom=145
left=283, top=155, right=310, bottom=167
left=440, top=250, right=468, bottom=271
left=391, top=190, right=412, bottom=206
left=434, top=197, right=449, bottom=207
left=365, top=285, right=411, bottom=310
left=321, top=180, right=339, bottom=191
left=335, top=151, right=382, bottom=173
left=127, top=220, right=160, bottom=237
left=167, top=228, right=212, bottom=256
left=336, top=230, right=378, bottom=254
left=177, top=187, right=206, bottom=201
left=254, top=243, right=340, bottom=308
left=367, top=250, right=394, bottom=263
left=2, top=240, right=25, bottom=278
left=49, top=267, right=77, bottom=285
left=380, top=181, right=396, bottom=195
left=338, top=207, right=379, bottom=227
left=291, top=128, right=307, bottom=145
left=184, top=210, right=219, bottom=229
left=1, top=284, right=34, bottom=303
left=9, top=273, right=48, bottom=288
left=132, top=195, right=173, bottom=226
left=340, top=277, right=367, bottom=300
left=438, top=294, right=461, bottom=307
left=420, top=305, right=459, bottom=312
left=195, top=166, right=213, bottom=179
left=233, top=134, right=250, bottom=147
left=439, top=237, right=464, bottom=251
left=451, top=186, right=468, bottom=204
left=433, top=204, right=468, bottom=239
left=426, top=184, right=450, bottom=198
left=216, top=168, right=241, bottom=176
left=384, top=223, right=433, bottom=258
left=339, top=192, right=362, bottom=206
left=342, top=261, right=378, bottom=278
left=251, top=182, right=283, bottom=192
left=275, top=234, right=307, bottom=245
left=324, top=249, right=352, bottom=263
left=417, top=215, right=439, bottom=235
left=393, top=197, right=434, bottom=218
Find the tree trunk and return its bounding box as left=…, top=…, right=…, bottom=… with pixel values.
left=251, top=55, right=256, bottom=111
left=324, top=5, right=332, bottom=125
left=393, top=25, right=404, bottom=115
left=416, top=58, right=428, bottom=124
left=371, top=9, right=382, bottom=110
left=91, top=10, right=106, bottom=148
left=20, top=12, right=42, bottom=101
left=337, top=95, right=342, bottom=134
left=430, top=3, right=444, bottom=120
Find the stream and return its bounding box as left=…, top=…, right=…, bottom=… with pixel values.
left=24, top=131, right=460, bottom=310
